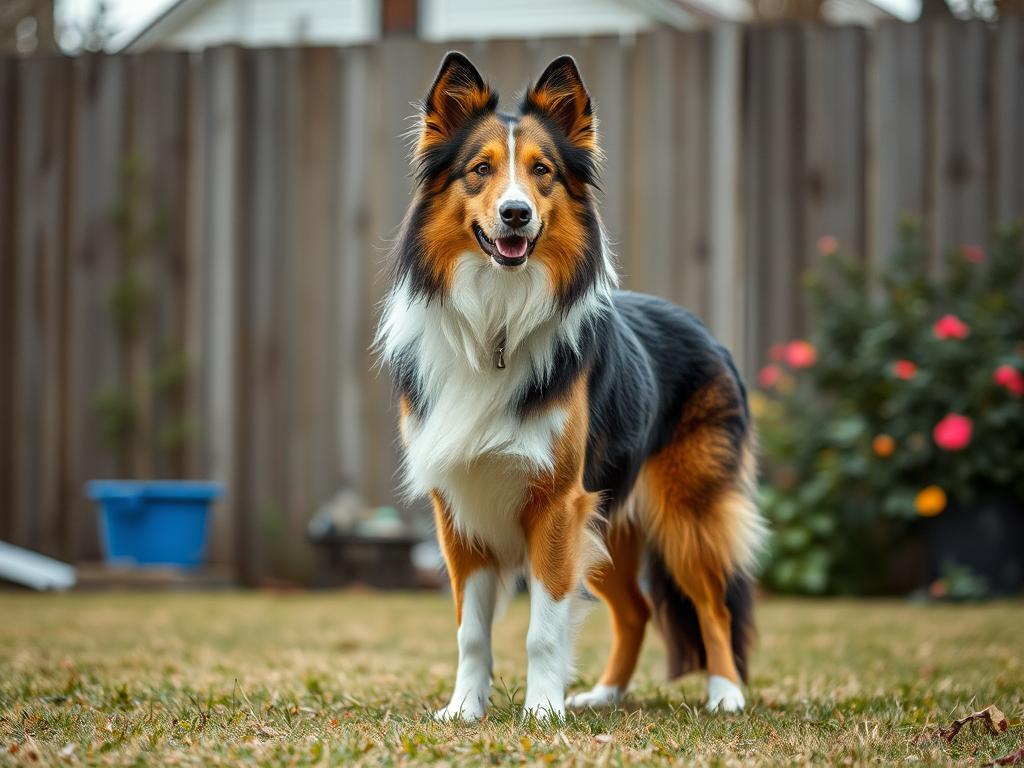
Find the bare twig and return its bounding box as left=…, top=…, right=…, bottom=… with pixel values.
left=919, top=705, right=1009, bottom=744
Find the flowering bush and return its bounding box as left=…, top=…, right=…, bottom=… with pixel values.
left=755, top=222, right=1024, bottom=594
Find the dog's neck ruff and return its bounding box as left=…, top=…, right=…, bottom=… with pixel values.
left=377, top=246, right=616, bottom=496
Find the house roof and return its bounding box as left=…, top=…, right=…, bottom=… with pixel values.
left=123, top=0, right=896, bottom=52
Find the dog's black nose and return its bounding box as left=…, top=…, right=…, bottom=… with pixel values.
left=499, top=201, right=532, bottom=229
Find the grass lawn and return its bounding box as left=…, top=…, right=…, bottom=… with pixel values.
left=1, top=592, right=1022, bottom=766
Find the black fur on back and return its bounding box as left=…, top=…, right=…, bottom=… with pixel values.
left=647, top=549, right=754, bottom=683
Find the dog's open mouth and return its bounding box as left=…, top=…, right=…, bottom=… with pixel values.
left=474, top=224, right=540, bottom=267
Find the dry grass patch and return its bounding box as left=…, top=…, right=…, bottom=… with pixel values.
left=1, top=592, right=1022, bottom=765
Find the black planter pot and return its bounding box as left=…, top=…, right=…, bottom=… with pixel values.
left=925, top=497, right=1024, bottom=595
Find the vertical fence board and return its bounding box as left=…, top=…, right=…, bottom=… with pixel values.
left=239, top=47, right=287, bottom=583
left=932, top=20, right=991, bottom=264
left=12, top=56, right=72, bottom=557
left=745, top=25, right=805, bottom=367
left=875, top=22, right=927, bottom=264
left=335, top=45, right=371, bottom=501
left=675, top=31, right=711, bottom=321
left=183, top=53, right=205, bottom=481
left=198, top=46, right=244, bottom=575
left=802, top=25, right=866, bottom=265
left=0, top=58, right=16, bottom=544
left=709, top=24, right=745, bottom=368
left=996, top=17, right=1024, bottom=225
left=126, top=52, right=192, bottom=481
left=621, top=34, right=654, bottom=293
left=67, top=54, right=128, bottom=561
left=301, top=48, right=343, bottom=538
left=583, top=38, right=629, bottom=252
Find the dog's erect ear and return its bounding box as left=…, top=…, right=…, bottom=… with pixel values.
left=523, top=56, right=595, bottom=150
left=421, top=52, right=495, bottom=147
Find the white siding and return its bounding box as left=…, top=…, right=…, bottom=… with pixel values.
left=419, top=0, right=656, bottom=42
left=158, top=0, right=379, bottom=49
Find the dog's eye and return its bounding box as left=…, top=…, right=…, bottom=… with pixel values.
left=533, top=163, right=550, bottom=176
left=474, top=162, right=491, bottom=176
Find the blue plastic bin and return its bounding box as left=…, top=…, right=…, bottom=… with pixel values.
left=86, top=481, right=223, bottom=568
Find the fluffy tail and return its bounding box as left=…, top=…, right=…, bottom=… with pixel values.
left=646, top=549, right=756, bottom=683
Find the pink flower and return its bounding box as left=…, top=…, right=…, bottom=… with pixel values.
left=932, top=314, right=970, bottom=341
left=784, top=340, right=817, bottom=368
left=933, top=413, right=973, bottom=451
left=817, top=235, right=839, bottom=256
left=994, top=364, right=1024, bottom=397
left=962, top=244, right=984, bottom=263
left=769, top=344, right=786, bottom=362
left=893, top=360, right=917, bottom=381
left=758, top=365, right=781, bottom=388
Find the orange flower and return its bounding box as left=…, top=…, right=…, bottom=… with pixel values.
left=914, top=486, right=947, bottom=517
left=872, top=434, right=895, bottom=458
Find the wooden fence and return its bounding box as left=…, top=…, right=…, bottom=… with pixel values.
left=1, top=20, right=1022, bottom=583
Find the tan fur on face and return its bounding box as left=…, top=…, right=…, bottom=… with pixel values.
left=415, top=114, right=594, bottom=298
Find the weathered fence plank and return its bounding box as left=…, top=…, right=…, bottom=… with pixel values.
left=239, top=46, right=287, bottom=583
left=674, top=31, right=711, bottom=322
left=932, top=20, right=991, bottom=266
left=0, top=57, right=15, bottom=545
left=802, top=25, right=866, bottom=265
left=197, top=45, right=244, bottom=573
left=874, top=21, right=927, bottom=264
left=66, top=54, right=128, bottom=562
left=335, top=45, right=371, bottom=502
left=996, top=17, right=1024, bottom=225
left=12, top=55, right=72, bottom=557
left=745, top=25, right=805, bottom=366
left=126, top=51, right=192, bottom=481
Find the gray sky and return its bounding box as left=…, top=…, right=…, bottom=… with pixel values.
left=58, top=0, right=921, bottom=49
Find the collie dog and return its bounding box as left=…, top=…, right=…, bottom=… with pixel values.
left=378, top=52, right=765, bottom=720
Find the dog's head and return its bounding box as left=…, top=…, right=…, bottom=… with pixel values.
left=399, top=52, right=604, bottom=306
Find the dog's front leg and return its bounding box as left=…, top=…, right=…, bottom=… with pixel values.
left=432, top=494, right=496, bottom=721
left=436, top=568, right=497, bottom=721
left=521, top=489, right=594, bottom=720
left=523, top=572, right=572, bottom=720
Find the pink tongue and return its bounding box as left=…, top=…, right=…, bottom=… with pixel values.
left=495, top=236, right=527, bottom=260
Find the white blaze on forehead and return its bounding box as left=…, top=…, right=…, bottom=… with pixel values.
left=497, top=123, right=535, bottom=215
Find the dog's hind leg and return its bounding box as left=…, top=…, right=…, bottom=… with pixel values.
left=643, top=376, right=763, bottom=713
left=566, top=522, right=649, bottom=709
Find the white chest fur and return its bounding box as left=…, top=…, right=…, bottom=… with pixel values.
left=378, top=253, right=610, bottom=563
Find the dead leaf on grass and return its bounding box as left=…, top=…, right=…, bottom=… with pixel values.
left=919, top=705, right=1009, bottom=744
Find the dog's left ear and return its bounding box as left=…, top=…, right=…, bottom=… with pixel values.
left=523, top=56, right=595, bottom=150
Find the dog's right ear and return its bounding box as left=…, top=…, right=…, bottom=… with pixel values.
left=420, top=52, right=495, bottom=149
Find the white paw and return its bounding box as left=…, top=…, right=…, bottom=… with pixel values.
left=522, top=698, right=566, bottom=721
left=706, top=675, right=746, bottom=713
left=434, top=699, right=485, bottom=722
left=566, top=684, right=623, bottom=709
